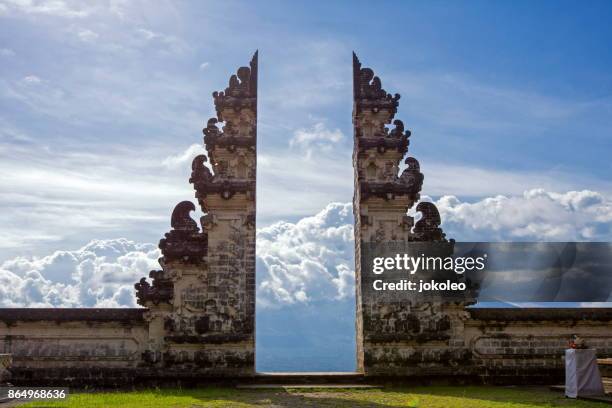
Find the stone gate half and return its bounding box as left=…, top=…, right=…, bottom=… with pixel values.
left=133, top=51, right=258, bottom=376
left=351, top=53, right=612, bottom=380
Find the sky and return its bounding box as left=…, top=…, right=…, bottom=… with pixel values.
left=0, top=0, right=611, bottom=371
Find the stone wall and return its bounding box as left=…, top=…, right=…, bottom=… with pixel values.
left=467, top=308, right=612, bottom=383
left=0, top=309, right=147, bottom=385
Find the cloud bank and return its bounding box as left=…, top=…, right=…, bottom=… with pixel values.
left=434, top=189, right=612, bottom=241
left=256, top=202, right=354, bottom=307
left=0, top=189, right=609, bottom=308
left=0, top=239, right=159, bottom=307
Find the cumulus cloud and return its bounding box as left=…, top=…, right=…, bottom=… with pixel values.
left=434, top=189, right=612, bottom=241
left=257, top=202, right=354, bottom=307
left=289, top=123, right=344, bottom=159
left=0, top=238, right=159, bottom=307
left=1, top=189, right=610, bottom=308
left=256, top=189, right=611, bottom=306
left=0, top=204, right=355, bottom=309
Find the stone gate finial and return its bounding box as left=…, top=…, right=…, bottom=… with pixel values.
left=170, top=201, right=199, bottom=232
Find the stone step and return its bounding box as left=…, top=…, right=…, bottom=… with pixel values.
left=251, top=372, right=365, bottom=385
left=237, top=384, right=379, bottom=389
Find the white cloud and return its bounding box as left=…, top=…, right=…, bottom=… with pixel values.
left=256, top=189, right=612, bottom=307
left=22, top=75, right=41, bottom=84
left=0, top=202, right=355, bottom=308
left=162, top=143, right=206, bottom=169
left=0, top=238, right=159, bottom=307
left=77, top=29, right=98, bottom=42
left=135, top=27, right=156, bottom=41
left=1, top=189, right=610, bottom=308
left=134, top=27, right=187, bottom=54
left=257, top=202, right=354, bottom=307
left=1, top=0, right=90, bottom=18
left=289, top=122, right=344, bottom=159
left=434, top=189, right=612, bottom=241
left=199, top=62, right=210, bottom=70
left=0, top=141, right=192, bottom=256
left=257, top=144, right=612, bottom=227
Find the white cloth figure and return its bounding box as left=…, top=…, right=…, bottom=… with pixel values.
left=565, top=349, right=605, bottom=398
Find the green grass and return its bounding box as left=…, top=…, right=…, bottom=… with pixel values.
left=19, top=386, right=609, bottom=408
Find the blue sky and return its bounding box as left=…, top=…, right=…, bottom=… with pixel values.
left=0, top=0, right=611, bottom=371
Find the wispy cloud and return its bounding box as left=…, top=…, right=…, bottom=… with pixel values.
left=0, top=140, right=194, bottom=257
left=289, top=122, right=344, bottom=159
left=76, top=28, right=98, bottom=42
left=1, top=0, right=91, bottom=18
left=21, top=75, right=41, bottom=84
left=162, top=143, right=206, bottom=169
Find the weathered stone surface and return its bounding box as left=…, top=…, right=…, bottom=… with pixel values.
left=0, top=353, right=12, bottom=384
left=0, top=308, right=145, bottom=323
left=0, top=309, right=148, bottom=385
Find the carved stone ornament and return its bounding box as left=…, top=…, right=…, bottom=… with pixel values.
left=413, top=202, right=447, bottom=242
left=203, top=117, right=255, bottom=151
left=353, top=52, right=400, bottom=115
left=189, top=154, right=213, bottom=185
left=159, top=201, right=208, bottom=264
left=399, top=157, right=424, bottom=190
left=134, top=269, right=173, bottom=306
left=212, top=51, right=258, bottom=121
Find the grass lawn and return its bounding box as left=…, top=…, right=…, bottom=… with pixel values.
left=17, top=386, right=610, bottom=407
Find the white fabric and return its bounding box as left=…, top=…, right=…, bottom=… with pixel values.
left=565, top=349, right=605, bottom=398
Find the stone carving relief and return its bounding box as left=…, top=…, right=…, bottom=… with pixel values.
left=413, top=202, right=447, bottom=242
